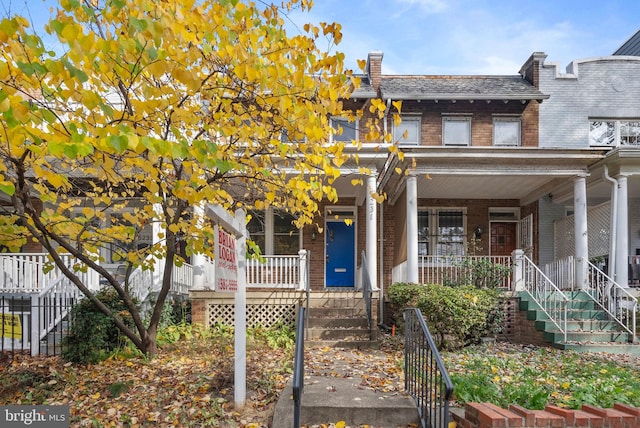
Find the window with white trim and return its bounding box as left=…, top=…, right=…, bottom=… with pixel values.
left=247, top=209, right=300, bottom=255
left=393, top=116, right=421, bottom=145
left=443, top=116, right=471, bottom=146
left=330, top=117, right=358, bottom=143
left=493, top=117, right=521, bottom=146
left=418, top=209, right=466, bottom=256
left=589, top=120, right=640, bottom=147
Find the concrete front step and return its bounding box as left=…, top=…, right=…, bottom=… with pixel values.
left=543, top=330, right=630, bottom=344
left=552, top=342, right=640, bottom=355
left=308, top=307, right=368, bottom=318
left=305, top=339, right=380, bottom=349
left=307, top=327, right=375, bottom=341
left=535, top=319, right=618, bottom=332
left=308, top=317, right=369, bottom=329
left=526, top=309, right=607, bottom=321
left=272, top=376, right=418, bottom=427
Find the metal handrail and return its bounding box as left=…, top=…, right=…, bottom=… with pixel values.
left=292, top=307, right=306, bottom=428
left=360, top=251, right=373, bottom=338
left=586, top=260, right=637, bottom=342
left=404, top=308, right=454, bottom=428
left=522, top=255, right=568, bottom=343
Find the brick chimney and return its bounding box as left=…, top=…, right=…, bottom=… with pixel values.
left=366, top=51, right=383, bottom=93
left=519, top=52, right=547, bottom=87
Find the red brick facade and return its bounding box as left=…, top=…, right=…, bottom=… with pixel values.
left=452, top=402, right=640, bottom=428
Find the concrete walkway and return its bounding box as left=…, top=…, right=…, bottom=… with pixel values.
left=271, top=346, right=419, bottom=428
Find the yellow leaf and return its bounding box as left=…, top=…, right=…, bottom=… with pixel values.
left=91, top=392, right=101, bottom=399
left=335, top=422, right=346, bottom=428
left=357, top=59, right=366, bottom=72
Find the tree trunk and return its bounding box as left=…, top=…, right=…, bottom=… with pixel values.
left=141, top=327, right=158, bottom=357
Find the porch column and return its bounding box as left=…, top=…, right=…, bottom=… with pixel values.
left=573, top=175, right=589, bottom=291
left=192, top=203, right=206, bottom=290
left=615, top=175, right=629, bottom=286
left=366, top=173, right=378, bottom=290
left=406, top=174, right=418, bottom=283
left=512, top=249, right=525, bottom=291
left=152, top=203, right=165, bottom=291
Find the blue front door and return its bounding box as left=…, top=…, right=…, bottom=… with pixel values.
left=325, top=221, right=355, bottom=287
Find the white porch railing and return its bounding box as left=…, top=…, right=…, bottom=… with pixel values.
left=127, top=259, right=193, bottom=303
left=32, top=274, right=81, bottom=356
left=0, top=253, right=100, bottom=293
left=521, top=255, right=568, bottom=342
left=246, top=254, right=302, bottom=289
left=585, top=261, right=636, bottom=342
left=543, top=256, right=575, bottom=290
left=418, top=255, right=513, bottom=289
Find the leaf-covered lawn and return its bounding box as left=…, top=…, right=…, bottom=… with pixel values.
left=443, top=343, right=640, bottom=410
left=0, top=337, right=291, bottom=427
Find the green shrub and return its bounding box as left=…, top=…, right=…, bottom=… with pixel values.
left=62, top=289, right=136, bottom=364
left=387, top=282, right=502, bottom=350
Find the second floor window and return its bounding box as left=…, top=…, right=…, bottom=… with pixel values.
left=443, top=116, right=471, bottom=146
left=393, top=116, right=421, bottom=145
left=330, top=117, right=358, bottom=143
left=493, top=117, right=521, bottom=146
left=590, top=120, right=640, bottom=147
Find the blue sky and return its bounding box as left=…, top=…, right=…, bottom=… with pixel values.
left=3, top=0, right=640, bottom=76
left=286, top=0, right=640, bottom=75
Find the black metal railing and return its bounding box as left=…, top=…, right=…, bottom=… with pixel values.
left=292, top=306, right=306, bottom=428
left=1, top=293, right=76, bottom=358
left=404, top=308, right=454, bottom=428
left=360, top=251, right=373, bottom=339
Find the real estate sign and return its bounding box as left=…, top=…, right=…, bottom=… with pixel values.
left=214, top=225, right=238, bottom=292
left=1, top=312, right=22, bottom=339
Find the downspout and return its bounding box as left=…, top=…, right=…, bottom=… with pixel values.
left=603, top=165, right=618, bottom=281
left=379, top=202, right=384, bottom=326
left=379, top=98, right=391, bottom=325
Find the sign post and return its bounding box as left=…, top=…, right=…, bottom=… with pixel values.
left=205, top=205, right=247, bottom=409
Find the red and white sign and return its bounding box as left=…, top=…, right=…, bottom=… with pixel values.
left=215, top=225, right=238, bottom=291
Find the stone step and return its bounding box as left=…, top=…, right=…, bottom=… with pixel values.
left=535, top=319, right=618, bottom=332
left=526, top=308, right=607, bottom=321
left=304, top=339, right=380, bottom=349
left=306, top=327, right=375, bottom=341
left=272, top=376, right=418, bottom=427
left=306, top=298, right=366, bottom=309
left=543, top=330, right=631, bottom=344
left=307, top=317, right=369, bottom=329
left=307, top=307, right=368, bottom=318
left=552, top=342, right=640, bottom=355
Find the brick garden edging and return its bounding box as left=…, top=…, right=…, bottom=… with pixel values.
left=450, top=402, right=640, bottom=427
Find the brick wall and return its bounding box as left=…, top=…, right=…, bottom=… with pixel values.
left=451, top=402, right=640, bottom=428
left=500, top=295, right=548, bottom=347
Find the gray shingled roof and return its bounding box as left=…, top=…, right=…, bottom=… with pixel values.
left=380, top=75, right=548, bottom=100
left=350, top=74, right=377, bottom=98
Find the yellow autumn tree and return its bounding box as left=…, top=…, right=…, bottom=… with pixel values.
left=0, top=0, right=373, bottom=356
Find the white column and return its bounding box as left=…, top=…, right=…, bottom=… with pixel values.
left=265, top=207, right=274, bottom=255
left=511, top=249, right=525, bottom=291
left=615, top=175, right=629, bottom=287
left=152, top=203, right=165, bottom=292
left=298, top=249, right=308, bottom=291
left=574, top=175, right=589, bottom=291
left=406, top=175, right=418, bottom=283
left=366, top=173, right=378, bottom=290
left=192, top=203, right=206, bottom=290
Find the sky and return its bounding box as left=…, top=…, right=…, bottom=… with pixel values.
left=3, top=0, right=640, bottom=76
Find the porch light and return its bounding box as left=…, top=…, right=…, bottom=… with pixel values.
left=474, top=226, right=483, bottom=239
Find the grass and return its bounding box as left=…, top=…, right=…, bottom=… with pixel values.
left=442, top=342, right=640, bottom=410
